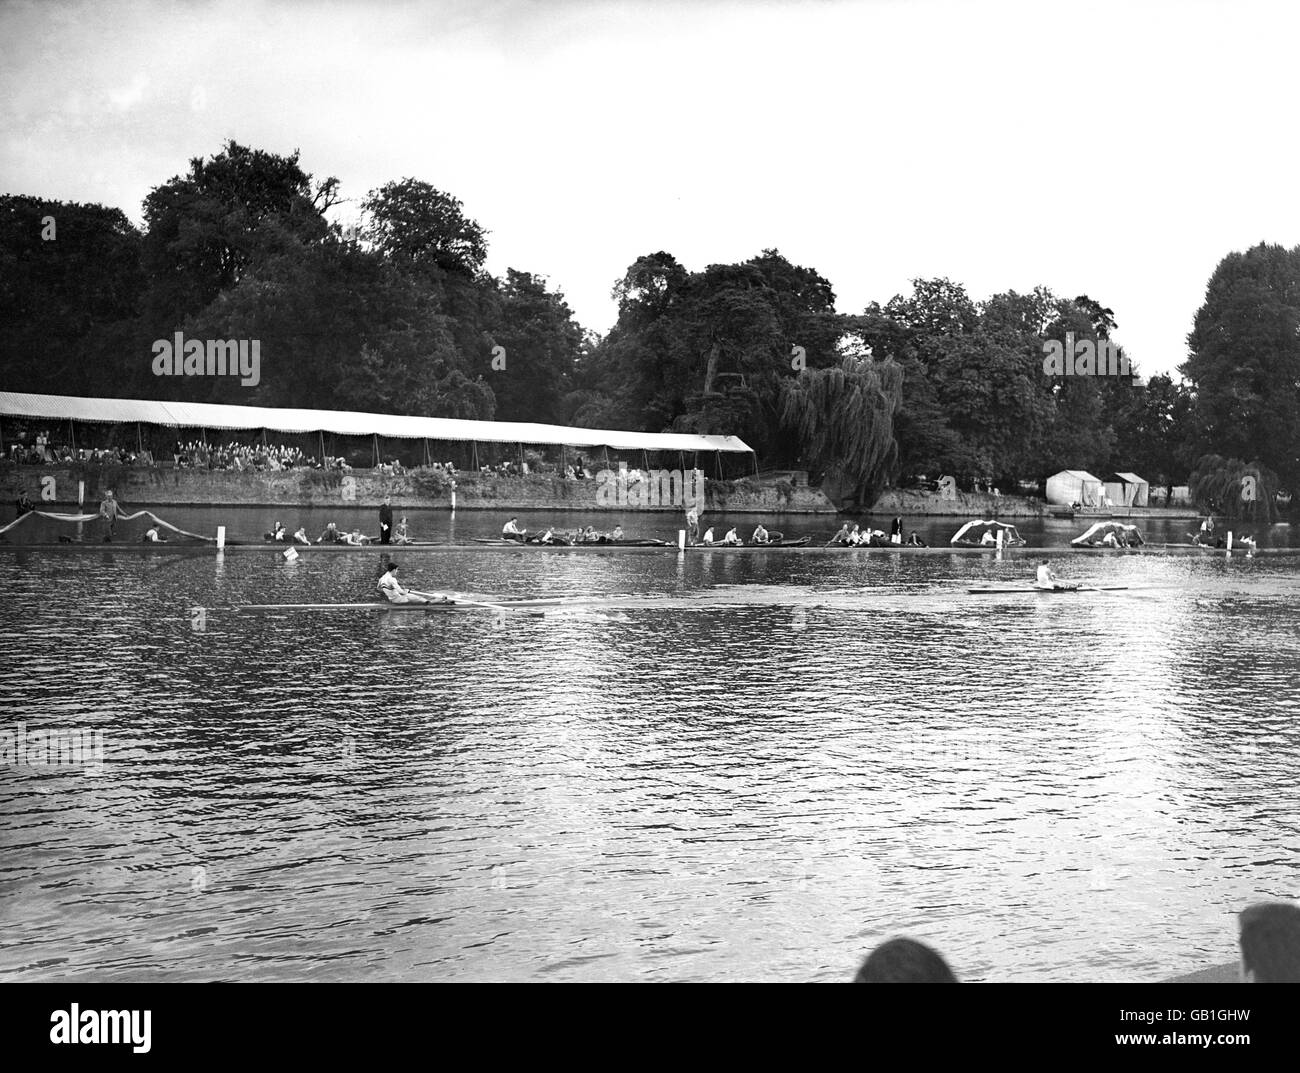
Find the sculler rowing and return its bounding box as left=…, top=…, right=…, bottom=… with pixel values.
left=1035, top=559, right=1067, bottom=590
left=377, top=562, right=444, bottom=605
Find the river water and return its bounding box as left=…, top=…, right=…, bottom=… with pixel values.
left=1, top=517, right=1298, bottom=982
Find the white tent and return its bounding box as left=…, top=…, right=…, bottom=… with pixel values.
left=1046, top=470, right=1104, bottom=507
left=1104, top=472, right=1150, bottom=507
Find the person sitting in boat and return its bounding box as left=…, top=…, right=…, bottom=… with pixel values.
left=142, top=524, right=166, bottom=542
left=868, top=529, right=890, bottom=547
left=342, top=528, right=371, bottom=546
left=1101, top=530, right=1121, bottom=548
left=539, top=527, right=556, bottom=544
left=502, top=517, right=526, bottom=541
left=827, top=522, right=853, bottom=547
left=394, top=517, right=412, bottom=545
left=292, top=526, right=310, bottom=545
left=612, top=525, right=624, bottom=540
left=980, top=528, right=998, bottom=546
left=1190, top=523, right=1224, bottom=548
left=316, top=522, right=343, bottom=543
left=1192, top=516, right=1218, bottom=545
left=1034, top=560, right=1059, bottom=590
left=906, top=531, right=927, bottom=547
left=376, top=563, right=431, bottom=605
left=752, top=523, right=772, bottom=544
left=15, top=490, right=33, bottom=516
left=846, top=524, right=864, bottom=545
left=721, top=527, right=741, bottom=545
left=700, top=526, right=716, bottom=545
left=265, top=521, right=286, bottom=542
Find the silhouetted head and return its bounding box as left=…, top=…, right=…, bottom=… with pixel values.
left=854, top=938, right=957, bottom=983
left=1239, top=902, right=1300, bottom=982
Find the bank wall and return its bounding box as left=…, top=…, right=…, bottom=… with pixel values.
left=0, top=464, right=839, bottom=514
left=869, top=488, right=1047, bottom=518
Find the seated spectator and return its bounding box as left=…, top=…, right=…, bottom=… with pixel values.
left=853, top=938, right=957, bottom=983
left=316, top=522, right=343, bottom=544
left=1239, top=902, right=1300, bottom=982
left=394, top=517, right=412, bottom=544
left=292, top=526, right=310, bottom=545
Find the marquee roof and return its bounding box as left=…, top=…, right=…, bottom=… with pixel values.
left=0, top=392, right=754, bottom=454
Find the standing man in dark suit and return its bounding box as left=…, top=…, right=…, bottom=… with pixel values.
left=379, top=497, right=393, bottom=545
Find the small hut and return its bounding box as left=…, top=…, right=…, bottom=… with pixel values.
left=1104, top=472, right=1150, bottom=508
left=1045, top=470, right=1104, bottom=507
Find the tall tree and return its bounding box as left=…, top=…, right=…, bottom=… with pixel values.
left=142, top=141, right=335, bottom=329
left=0, top=195, right=146, bottom=396
left=184, top=235, right=491, bottom=416
left=489, top=269, right=583, bottom=423
left=1182, top=243, right=1300, bottom=491
left=362, top=178, right=496, bottom=377
left=1107, top=373, right=1194, bottom=496
left=778, top=356, right=904, bottom=508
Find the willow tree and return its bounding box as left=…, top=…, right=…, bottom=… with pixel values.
left=1188, top=454, right=1278, bottom=523
left=779, top=356, right=904, bottom=510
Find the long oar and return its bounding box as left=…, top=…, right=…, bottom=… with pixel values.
left=407, top=588, right=544, bottom=617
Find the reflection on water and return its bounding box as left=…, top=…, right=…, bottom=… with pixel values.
left=1, top=549, right=1298, bottom=982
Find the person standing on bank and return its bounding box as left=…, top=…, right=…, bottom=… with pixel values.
left=686, top=505, right=700, bottom=545
left=99, top=490, right=120, bottom=541
left=379, top=497, right=393, bottom=545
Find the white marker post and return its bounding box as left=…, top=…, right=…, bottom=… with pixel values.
left=78, top=480, right=84, bottom=507
left=1227, top=530, right=1233, bottom=550
left=216, top=525, right=226, bottom=549
left=678, top=529, right=686, bottom=551
left=451, top=488, right=457, bottom=515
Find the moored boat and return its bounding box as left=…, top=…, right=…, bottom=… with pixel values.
left=472, top=536, right=671, bottom=547
left=949, top=519, right=1027, bottom=547
left=687, top=536, right=812, bottom=549
left=1069, top=521, right=1147, bottom=550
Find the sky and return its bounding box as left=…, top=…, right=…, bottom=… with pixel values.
left=2, top=0, right=1298, bottom=379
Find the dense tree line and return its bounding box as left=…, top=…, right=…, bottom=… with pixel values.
left=2, top=141, right=1296, bottom=511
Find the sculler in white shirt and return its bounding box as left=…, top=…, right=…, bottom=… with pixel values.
left=377, top=563, right=433, bottom=605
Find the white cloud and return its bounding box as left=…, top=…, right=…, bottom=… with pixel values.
left=106, top=72, right=148, bottom=111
